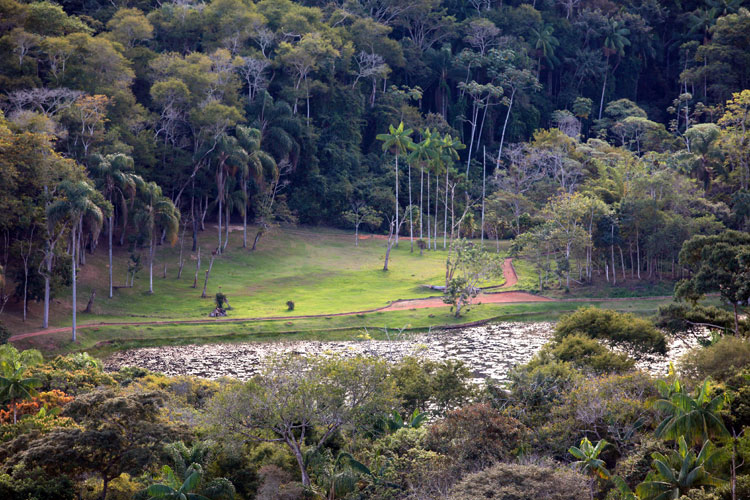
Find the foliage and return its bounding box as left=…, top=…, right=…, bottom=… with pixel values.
left=554, top=307, right=666, bottom=355
left=447, top=462, right=589, bottom=500
left=679, top=337, right=750, bottom=383
left=654, top=379, right=730, bottom=446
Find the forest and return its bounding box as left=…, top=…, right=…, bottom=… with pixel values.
left=1, top=0, right=750, bottom=498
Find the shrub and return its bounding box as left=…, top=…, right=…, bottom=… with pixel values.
left=215, top=292, right=227, bottom=309
left=679, top=336, right=750, bottom=382
left=389, top=357, right=475, bottom=415
left=426, top=404, right=527, bottom=470
left=542, top=334, right=635, bottom=373
left=555, top=307, right=666, bottom=355
left=286, top=300, right=294, bottom=311
left=447, top=462, right=589, bottom=500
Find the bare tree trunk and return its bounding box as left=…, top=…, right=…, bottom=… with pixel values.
left=426, top=170, right=431, bottom=249
left=408, top=162, right=413, bottom=252
left=217, top=194, right=223, bottom=255
left=201, top=253, right=216, bottom=298
left=443, top=167, right=449, bottom=249
left=71, top=221, right=77, bottom=342
left=395, top=154, right=399, bottom=246
left=108, top=215, right=113, bottom=298
left=84, top=289, right=95, bottom=313
left=434, top=173, right=439, bottom=250
left=163, top=263, right=167, bottom=278
left=419, top=166, right=424, bottom=241
left=177, top=222, right=186, bottom=279
left=619, top=246, right=626, bottom=281
left=192, top=247, right=201, bottom=288
left=148, top=234, right=155, bottom=294
left=481, top=146, right=486, bottom=243
left=496, top=88, right=516, bottom=166
left=223, top=202, right=230, bottom=251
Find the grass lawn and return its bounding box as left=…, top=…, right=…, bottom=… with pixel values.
left=13, top=297, right=677, bottom=357
left=5, top=224, right=702, bottom=357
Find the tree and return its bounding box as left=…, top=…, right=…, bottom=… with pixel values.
left=569, top=438, right=610, bottom=500
left=636, top=436, right=725, bottom=500
left=208, top=355, right=396, bottom=488
left=376, top=122, right=414, bottom=247
left=46, top=180, right=108, bottom=342
left=654, top=378, right=730, bottom=446
left=89, top=153, right=142, bottom=299
left=134, top=182, right=179, bottom=295
left=235, top=126, right=275, bottom=249
left=494, top=143, right=546, bottom=236
left=148, top=466, right=209, bottom=500
left=212, top=134, right=248, bottom=254
left=342, top=201, right=382, bottom=246
left=718, top=90, right=750, bottom=191
left=0, top=345, right=42, bottom=424
left=598, top=17, right=631, bottom=120
left=676, top=231, right=750, bottom=335
left=15, top=389, right=179, bottom=500
left=442, top=239, right=503, bottom=317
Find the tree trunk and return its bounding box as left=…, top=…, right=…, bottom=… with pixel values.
left=426, top=170, right=431, bottom=249
left=242, top=181, right=248, bottom=249
left=177, top=223, right=186, bottom=279
left=419, top=166, right=424, bottom=241
left=84, top=289, right=95, bottom=313
left=481, top=146, right=486, bottom=243
left=395, top=154, right=399, bottom=246
left=201, top=254, right=215, bottom=298
left=108, top=215, right=113, bottom=298
left=71, top=221, right=77, bottom=342
left=408, top=162, right=413, bottom=252
left=355, top=222, right=359, bottom=247
left=43, top=250, right=52, bottom=328
left=192, top=247, right=201, bottom=288
left=148, top=234, right=155, bottom=294
left=434, top=173, right=439, bottom=250
left=443, top=167, right=449, bottom=249
left=598, top=63, right=609, bottom=120
left=496, top=88, right=516, bottom=165
left=223, top=202, right=230, bottom=251
left=191, top=188, right=198, bottom=252
left=734, top=303, right=740, bottom=336
left=217, top=195, right=223, bottom=255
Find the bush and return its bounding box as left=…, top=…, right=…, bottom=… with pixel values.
left=447, top=462, right=589, bottom=500
left=679, top=336, right=750, bottom=382
left=543, top=334, right=635, bottom=373
left=389, top=357, right=475, bottom=415
left=426, top=404, right=527, bottom=470
left=286, top=300, right=294, bottom=311
left=555, top=307, right=666, bottom=355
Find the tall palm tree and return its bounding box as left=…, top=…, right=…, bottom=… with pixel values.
left=46, top=180, right=107, bottom=342
left=438, top=134, right=465, bottom=249
left=89, top=153, right=143, bottom=298
left=408, top=130, right=434, bottom=244
left=377, top=122, right=414, bottom=246
left=655, top=378, right=729, bottom=446
left=599, top=18, right=631, bottom=120
left=531, top=24, right=560, bottom=77
left=135, top=182, right=180, bottom=295
left=636, top=436, right=725, bottom=500
left=212, top=135, right=248, bottom=254
left=235, top=126, right=276, bottom=249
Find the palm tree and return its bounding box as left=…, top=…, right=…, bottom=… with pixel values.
left=147, top=466, right=209, bottom=500
left=654, top=378, right=730, bottom=446
left=531, top=24, right=560, bottom=77
left=569, top=437, right=611, bottom=500
left=437, top=134, right=465, bottom=249
left=0, top=345, right=43, bottom=424
left=0, top=366, right=41, bottom=424
left=636, top=436, right=725, bottom=500
left=408, top=130, right=434, bottom=244
left=89, top=153, right=143, bottom=298
left=135, top=182, right=180, bottom=295
left=235, top=126, right=276, bottom=249
left=212, top=135, right=248, bottom=254
left=377, top=122, right=414, bottom=246
left=46, top=180, right=108, bottom=342
left=598, top=18, right=631, bottom=120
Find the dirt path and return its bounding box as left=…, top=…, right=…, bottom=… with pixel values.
left=7, top=259, right=661, bottom=342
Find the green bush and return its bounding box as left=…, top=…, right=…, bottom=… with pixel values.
left=389, top=357, right=475, bottom=415
left=447, top=462, right=589, bottom=500
left=541, top=334, right=635, bottom=373
left=555, top=307, right=666, bottom=355
left=679, top=336, right=750, bottom=382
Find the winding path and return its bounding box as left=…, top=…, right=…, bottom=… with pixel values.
left=9, top=259, right=661, bottom=342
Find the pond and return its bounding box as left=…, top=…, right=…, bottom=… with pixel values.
left=103, top=322, right=696, bottom=383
